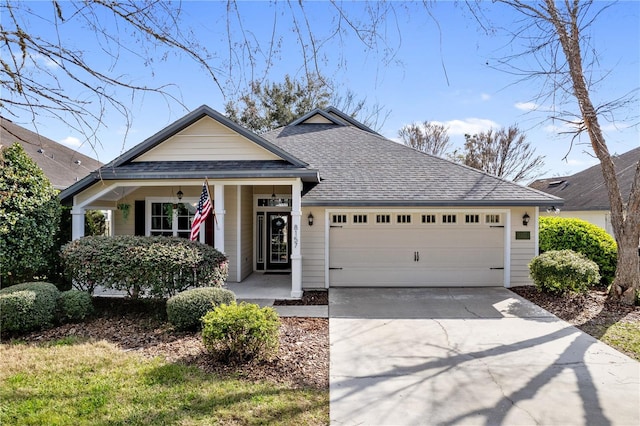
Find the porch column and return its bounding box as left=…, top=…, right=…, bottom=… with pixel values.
left=71, top=207, right=85, bottom=240
left=290, top=179, right=303, bottom=298
left=214, top=184, right=225, bottom=254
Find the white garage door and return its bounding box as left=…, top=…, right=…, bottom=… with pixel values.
left=328, top=212, right=505, bottom=287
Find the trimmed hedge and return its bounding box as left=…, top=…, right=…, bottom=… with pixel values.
left=58, top=290, right=94, bottom=322
left=539, top=216, right=617, bottom=285
left=202, top=302, right=280, bottom=363
left=60, top=235, right=228, bottom=298
left=167, top=287, right=236, bottom=331
left=0, top=282, right=59, bottom=333
left=529, top=249, right=601, bottom=294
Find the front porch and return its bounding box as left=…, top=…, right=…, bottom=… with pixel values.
left=71, top=180, right=307, bottom=298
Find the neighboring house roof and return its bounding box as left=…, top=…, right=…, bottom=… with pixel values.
left=529, top=147, right=640, bottom=211
left=262, top=115, right=561, bottom=207
left=1, top=117, right=102, bottom=190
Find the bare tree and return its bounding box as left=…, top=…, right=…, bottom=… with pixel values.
left=458, top=125, right=545, bottom=183
left=487, top=0, right=640, bottom=304
left=398, top=121, right=451, bottom=157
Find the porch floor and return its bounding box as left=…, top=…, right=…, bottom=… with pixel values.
left=226, top=272, right=294, bottom=301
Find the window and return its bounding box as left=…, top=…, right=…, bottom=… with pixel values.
left=150, top=202, right=196, bottom=238
left=422, top=214, right=436, bottom=224
left=257, top=197, right=292, bottom=207
left=442, top=214, right=457, bottom=224
left=397, top=214, right=412, bottom=224
left=353, top=214, right=368, bottom=224
left=332, top=214, right=347, bottom=224
left=486, top=214, right=501, bottom=224
left=376, top=214, right=391, bottom=224
left=465, top=214, right=480, bottom=224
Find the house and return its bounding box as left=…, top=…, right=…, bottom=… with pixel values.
left=530, top=146, right=639, bottom=236
left=1, top=117, right=103, bottom=190
left=60, top=105, right=561, bottom=297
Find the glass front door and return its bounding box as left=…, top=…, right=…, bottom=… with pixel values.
left=266, top=212, right=291, bottom=270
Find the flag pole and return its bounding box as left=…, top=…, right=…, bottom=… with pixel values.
left=205, top=177, right=218, bottom=230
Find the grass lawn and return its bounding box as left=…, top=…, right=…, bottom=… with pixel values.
left=0, top=337, right=328, bottom=425
left=598, top=322, right=640, bottom=361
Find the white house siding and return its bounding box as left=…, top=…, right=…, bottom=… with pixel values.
left=539, top=210, right=612, bottom=236
left=300, top=206, right=326, bottom=289
left=240, top=185, right=254, bottom=280
left=133, top=116, right=281, bottom=162
left=509, top=206, right=537, bottom=287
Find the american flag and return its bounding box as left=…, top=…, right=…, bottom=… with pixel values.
left=190, top=183, right=212, bottom=241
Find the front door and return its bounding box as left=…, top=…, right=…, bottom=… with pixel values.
left=266, top=212, right=291, bottom=270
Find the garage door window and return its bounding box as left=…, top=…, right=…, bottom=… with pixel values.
left=332, top=214, right=347, bottom=224
left=422, top=214, right=436, bottom=224
left=486, top=214, right=501, bottom=224
left=397, top=214, right=412, bottom=224
left=443, top=214, right=457, bottom=223
left=465, top=214, right=480, bottom=224
left=353, top=214, right=368, bottom=224
left=376, top=214, right=391, bottom=224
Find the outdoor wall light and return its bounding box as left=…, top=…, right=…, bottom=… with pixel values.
left=308, top=212, right=314, bottom=226
left=522, top=212, right=530, bottom=226
left=177, top=188, right=183, bottom=200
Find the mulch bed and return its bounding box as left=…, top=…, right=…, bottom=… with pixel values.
left=273, top=290, right=328, bottom=306
left=511, top=286, right=640, bottom=335
left=15, top=295, right=329, bottom=390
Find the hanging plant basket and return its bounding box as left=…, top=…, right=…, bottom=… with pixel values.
left=117, top=203, right=131, bottom=222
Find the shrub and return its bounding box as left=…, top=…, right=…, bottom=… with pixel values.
left=167, top=287, right=236, bottom=330
left=202, top=302, right=280, bottom=363
left=58, top=290, right=94, bottom=322
left=529, top=250, right=601, bottom=294
left=0, top=144, right=61, bottom=286
left=60, top=235, right=228, bottom=298
left=0, top=282, right=59, bottom=333
left=539, top=216, right=617, bottom=285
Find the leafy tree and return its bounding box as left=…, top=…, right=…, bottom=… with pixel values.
left=486, top=0, right=640, bottom=304
left=398, top=121, right=451, bottom=157
left=0, top=144, right=61, bottom=286
left=225, top=74, right=387, bottom=133
left=455, top=125, right=545, bottom=183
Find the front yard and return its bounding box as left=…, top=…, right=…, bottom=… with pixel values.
left=0, top=299, right=329, bottom=426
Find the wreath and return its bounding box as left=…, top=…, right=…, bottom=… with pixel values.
left=272, top=217, right=286, bottom=230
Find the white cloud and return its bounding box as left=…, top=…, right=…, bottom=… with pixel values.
left=32, top=53, right=59, bottom=69
left=481, top=93, right=491, bottom=101
left=60, top=136, right=81, bottom=147
left=433, top=118, right=500, bottom=136
left=515, top=101, right=538, bottom=111
left=543, top=122, right=580, bottom=134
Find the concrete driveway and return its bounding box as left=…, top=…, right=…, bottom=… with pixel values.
left=329, top=288, right=639, bottom=425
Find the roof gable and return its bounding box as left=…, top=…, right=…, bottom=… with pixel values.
left=287, top=107, right=379, bottom=135
left=113, top=105, right=308, bottom=168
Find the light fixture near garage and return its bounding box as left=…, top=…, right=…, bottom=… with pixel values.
left=308, top=212, right=314, bottom=226
left=522, top=212, right=530, bottom=226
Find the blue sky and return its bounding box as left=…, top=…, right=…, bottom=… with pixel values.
left=9, top=0, right=640, bottom=180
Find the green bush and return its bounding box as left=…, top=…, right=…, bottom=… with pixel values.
left=529, top=250, right=601, bottom=294
left=0, top=282, right=60, bottom=333
left=58, top=290, right=94, bottom=322
left=0, top=144, right=62, bottom=286
left=167, top=287, right=236, bottom=331
left=60, top=235, right=228, bottom=298
left=539, top=216, right=617, bottom=285
left=202, top=302, right=280, bottom=363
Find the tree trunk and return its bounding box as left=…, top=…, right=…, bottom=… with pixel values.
left=544, top=0, right=639, bottom=304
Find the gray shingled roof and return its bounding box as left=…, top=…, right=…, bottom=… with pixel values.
left=263, top=123, right=561, bottom=206
left=1, top=117, right=103, bottom=190
left=529, top=147, right=639, bottom=211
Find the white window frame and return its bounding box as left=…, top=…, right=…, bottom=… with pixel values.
left=145, top=197, right=204, bottom=243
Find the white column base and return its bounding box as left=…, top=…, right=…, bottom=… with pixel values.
left=290, top=254, right=303, bottom=298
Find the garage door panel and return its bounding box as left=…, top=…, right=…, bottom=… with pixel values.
left=330, top=267, right=504, bottom=287
left=329, top=214, right=505, bottom=287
